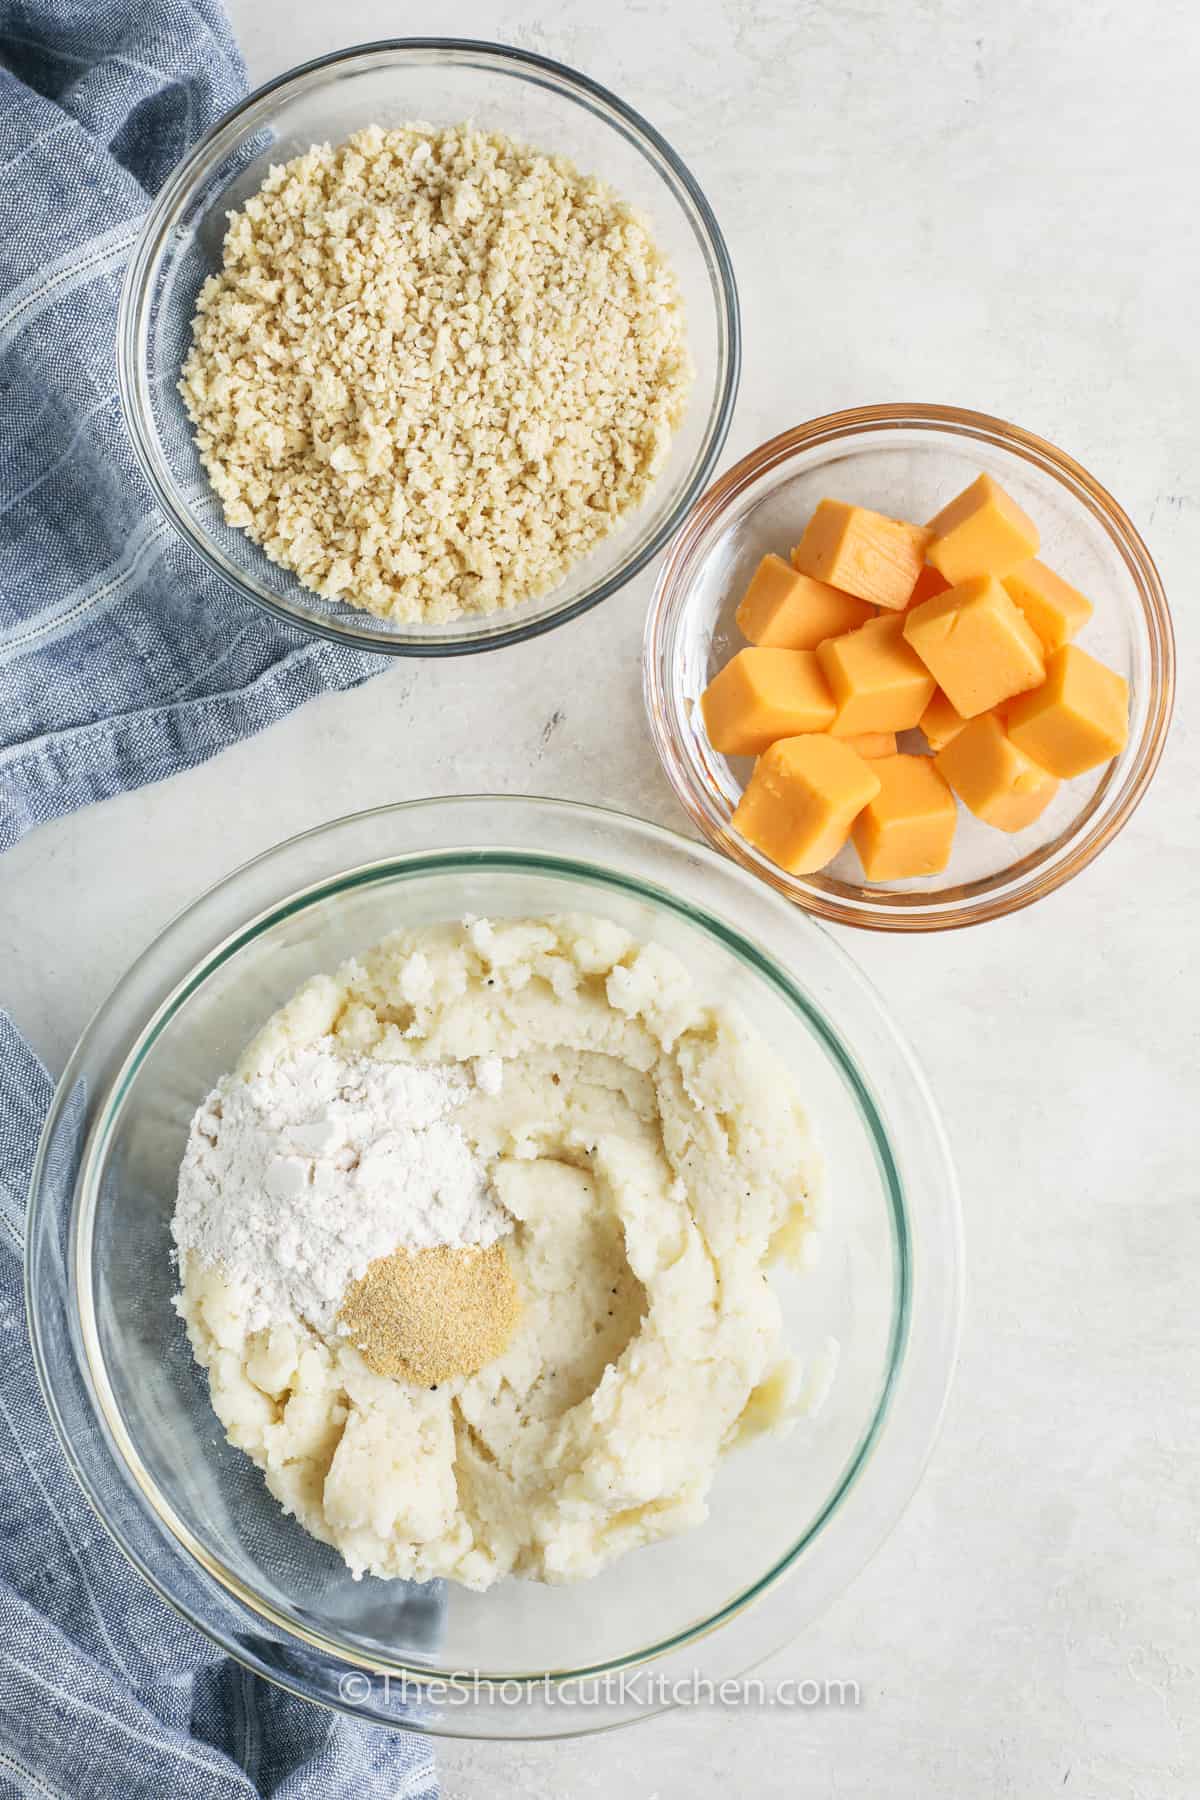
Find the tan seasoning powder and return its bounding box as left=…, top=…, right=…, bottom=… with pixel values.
left=338, top=1242, right=521, bottom=1386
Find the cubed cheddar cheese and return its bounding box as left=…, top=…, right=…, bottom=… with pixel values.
left=907, top=565, right=952, bottom=608
left=903, top=576, right=1044, bottom=718
left=918, top=689, right=970, bottom=753
left=816, top=614, right=936, bottom=736
left=926, top=474, right=1040, bottom=583
left=732, top=735, right=881, bottom=874
left=935, top=713, right=1059, bottom=832
left=1001, top=559, right=1094, bottom=654
left=707, top=470, right=1119, bottom=879
left=736, top=553, right=875, bottom=649
left=1006, top=644, right=1129, bottom=777
left=792, top=500, right=931, bottom=610
left=700, top=648, right=835, bottom=756
left=842, top=730, right=897, bottom=758
left=851, top=754, right=958, bottom=880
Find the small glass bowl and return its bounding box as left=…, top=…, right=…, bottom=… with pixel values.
left=26, top=798, right=960, bottom=1739
left=644, top=404, right=1174, bottom=931
left=117, top=39, right=740, bottom=656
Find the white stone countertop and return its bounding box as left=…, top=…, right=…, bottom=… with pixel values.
left=2, top=2, right=1197, bottom=1795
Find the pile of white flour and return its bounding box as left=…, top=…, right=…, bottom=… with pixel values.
left=172, top=1042, right=507, bottom=1333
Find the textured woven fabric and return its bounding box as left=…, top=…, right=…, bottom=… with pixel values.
left=0, top=4, right=434, bottom=1792
left=0, top=0, right=382, bottom=856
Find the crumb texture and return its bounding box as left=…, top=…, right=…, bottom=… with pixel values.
left=180, top=124, right=693, bottom=622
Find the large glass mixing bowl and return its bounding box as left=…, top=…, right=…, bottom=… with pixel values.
left=26, top=799, right=960, bottom=1738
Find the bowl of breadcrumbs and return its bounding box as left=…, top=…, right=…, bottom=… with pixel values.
left=119, top=40, right=740, bottom=654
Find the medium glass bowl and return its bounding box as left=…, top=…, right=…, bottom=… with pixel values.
left=26, top=798, right=960, bottom=1739
left=117, top=39, right=740, bottom=656
left=644, top=404, right=1175, bottom=930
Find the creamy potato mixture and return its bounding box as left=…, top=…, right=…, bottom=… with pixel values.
left=177, top=915, right=823, bottom=1590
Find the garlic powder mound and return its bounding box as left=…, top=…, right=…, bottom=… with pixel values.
left=179, top=123, right=694, bottom=623
left=338, top=1243, right=521, bottom=1386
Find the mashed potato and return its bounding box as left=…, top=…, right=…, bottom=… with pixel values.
left=178, top=914, right=822, bottom=1590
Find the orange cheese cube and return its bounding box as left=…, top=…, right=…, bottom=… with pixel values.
left=1001, top=559, right=1094, bottom=653
left=842, top=730, right=897, bottom=758
left=903, top=575, right=1045, bottom=718
left=792, top=500, right=931, bottom=610
left=851, top=754, right=958, bottom=880
left=918, top=689, right=970, bottom=753
left=935, top=713, right=1059, bottom=832
left=736, top=553, right=874, bottom=649
left=700, top=648, right=835, bottom=757
left=926, top=474, right=1040, bottom=583
left=1006, top=644, right=1129, bottom=777
left=732, top=735, right=881, bottom=874
left=906, top=565, right=952, bottom=608
left=816, top=613, right=937, bottom=736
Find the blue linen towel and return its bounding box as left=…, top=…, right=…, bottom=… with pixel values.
left=0, top=0, right=382, bottom=855
left=0, top=3, right=434, bottom=1793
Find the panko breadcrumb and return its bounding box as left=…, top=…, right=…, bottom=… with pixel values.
left=179, top=123, right=693, bottom=623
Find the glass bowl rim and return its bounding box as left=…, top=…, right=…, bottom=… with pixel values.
left=643, top=401, right=1176, bottom=931
left=24, top=796, right=959, bottom=1713
left=116, top=36, right=742, bottom=658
